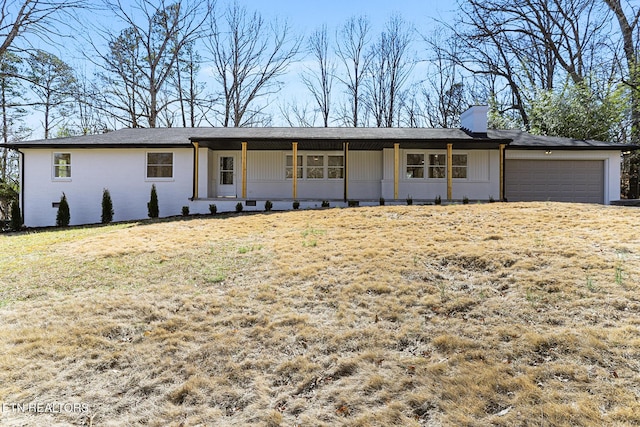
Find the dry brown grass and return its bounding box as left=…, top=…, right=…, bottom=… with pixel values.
left=1, top=202, right=640, bottom=426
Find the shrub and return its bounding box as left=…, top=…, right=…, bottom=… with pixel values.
left=235, top=202, right=243, bottom=213
left=265, top=200, right=273, bottom=211
left=209, top=204, right=217, bottom=214
left=182, top=206, right=190, bottom=216
left=406, top=195, right=413, bottom=205
left=489, top=195, right=496, bottom=203
left=56, top=193, right=70, bottom=227
left=321, top=200, right=330, bottom=208
left=435, top=195, right=442, bottom=205
left=379, top=197, right=385, bottom=206
left=147, top=184, right=159, bottom=218
left=101, top=188, right=114, bottom=224
left=463, top=196, right=469, bottom=205
left=293, top=200, right=300, bottom=210
left=10, top=199, right=22, bottom=231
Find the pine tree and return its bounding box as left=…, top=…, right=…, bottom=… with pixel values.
left=56, top=193, right=70, bottom=227
left=101, top=188, right=114, bottom=224
left=147, top=184, right=159, bottom=218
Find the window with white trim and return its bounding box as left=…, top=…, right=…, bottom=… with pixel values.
left=285, top=154, right=344, bottom=180
left=306, top=155, right=324, bottom=179
left=53, top=153, right=71, bottom=179
left=146, top=152, right=173, bottom=178
left=406, top=154, right=424, bottom=178
left=328, top=155, right=344, bottom=179
left=428, top=154, right=446, bottom=178
left=452, top=154, right=468, bottom=178
left=406, top=153, right=468, bottom=179
left=286, top=155, right=303, bottom=179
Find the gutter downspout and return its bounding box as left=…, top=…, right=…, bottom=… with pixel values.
left=499, top=144, right=506, bottom=201
left=191, top=142, right=199, bottom=200
left=18, top=149, right=24, bottom=225
left=343, top=141, right=349, bottom=202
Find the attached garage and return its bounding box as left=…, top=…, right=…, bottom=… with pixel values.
left=505, top=159, right=604, bottom=203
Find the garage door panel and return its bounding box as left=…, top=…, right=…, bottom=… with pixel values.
left=506, top=160, right=604, bottom=203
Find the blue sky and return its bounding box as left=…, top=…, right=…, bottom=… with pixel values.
left=238, top=0, right=454, bottom=33
left=23, top=0, right=459, bottom=135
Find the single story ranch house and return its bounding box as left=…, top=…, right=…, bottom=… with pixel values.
left=2, top=106, right=632, bottom=227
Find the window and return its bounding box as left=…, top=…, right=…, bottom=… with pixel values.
left=219, top=156, right=234, bottom=184
left=328, top=155, right=344, bottom=179
left=306, top=155, right=324, bottom=179
left=285, top=155, right=303, bottom=179
left=406, top=154, right=424, bottom=178
left=452, top=154, right=468, bottom=178
left=286, top=154, right=345, bottom=179
left=147, top=152, right=173, bottom=178
left=428, top=154, right=446, bottom=178
left=53, top=153, right=71, bottom=179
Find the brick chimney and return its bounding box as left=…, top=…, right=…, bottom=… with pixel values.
left=460, top=105, right=488, bottom=135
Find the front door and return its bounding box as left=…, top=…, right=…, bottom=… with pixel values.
left=217, top=155, right=237, bottom=197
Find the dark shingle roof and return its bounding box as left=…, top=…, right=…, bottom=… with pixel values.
left=490, top=129, right=635, bottom=150
left=0, top=127, right=635, bottom=151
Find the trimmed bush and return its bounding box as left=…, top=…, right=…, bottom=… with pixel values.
left=56, top=193, right=70, bottom=227
left=209, top=204, right=217, bottom=214
left=265, top=200, right=273, bottom=211
left=293, top=200, right=300, bottom=210
left=10, top=199, right=22, bottom=231
left=101, top=188, right=114, bottom=224
left=182, top=206, right=189, bottom=216
left=147, top=184, right=159, bottom=218
left=235, top=202, right=243, bottom=213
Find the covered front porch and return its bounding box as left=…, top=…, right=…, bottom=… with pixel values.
left=189, top=133, right=508, bottom=210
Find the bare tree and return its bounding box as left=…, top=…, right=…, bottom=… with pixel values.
left=335, top=16, right=371, bottom=127
left=206, top=1, right=301, bottom=127
left=421, top=29, right=471, bottom=128
left=72, top=69, right=108, bottom=135
left=279, top=101, right=317, bottom=127
left=26, top=50, right=76, bottom=139
left=0, top=0, right=84, bottom=214
left=604, top=0, right=640, bottom=143
left=365, top=14, right=414, bottom=127
left=301, top=25, right=335, bottom=127
left=452, top=0, right=610, bottom=128
left=0, top=52, right=27, bottom=219
left=92, top=0, right=213, bottom=128
left=171, top=41, right=213, bottom=127
left=0, top=0, right=86, bottom=57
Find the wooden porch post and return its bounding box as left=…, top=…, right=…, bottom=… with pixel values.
left=394, top=143, right=400, bottom=199
left=447, top=143, right=453, bottom=200
left=292, top=142, right=298, bottom=199
left=241, top=141, right=247, bottom=198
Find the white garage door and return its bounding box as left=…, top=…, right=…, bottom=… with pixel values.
left=506, top=160, right=604, bottom=203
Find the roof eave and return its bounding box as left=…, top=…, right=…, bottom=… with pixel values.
left=507, top=144, right=637, bottom=151
left=2, top=143, right=193, bottom=149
